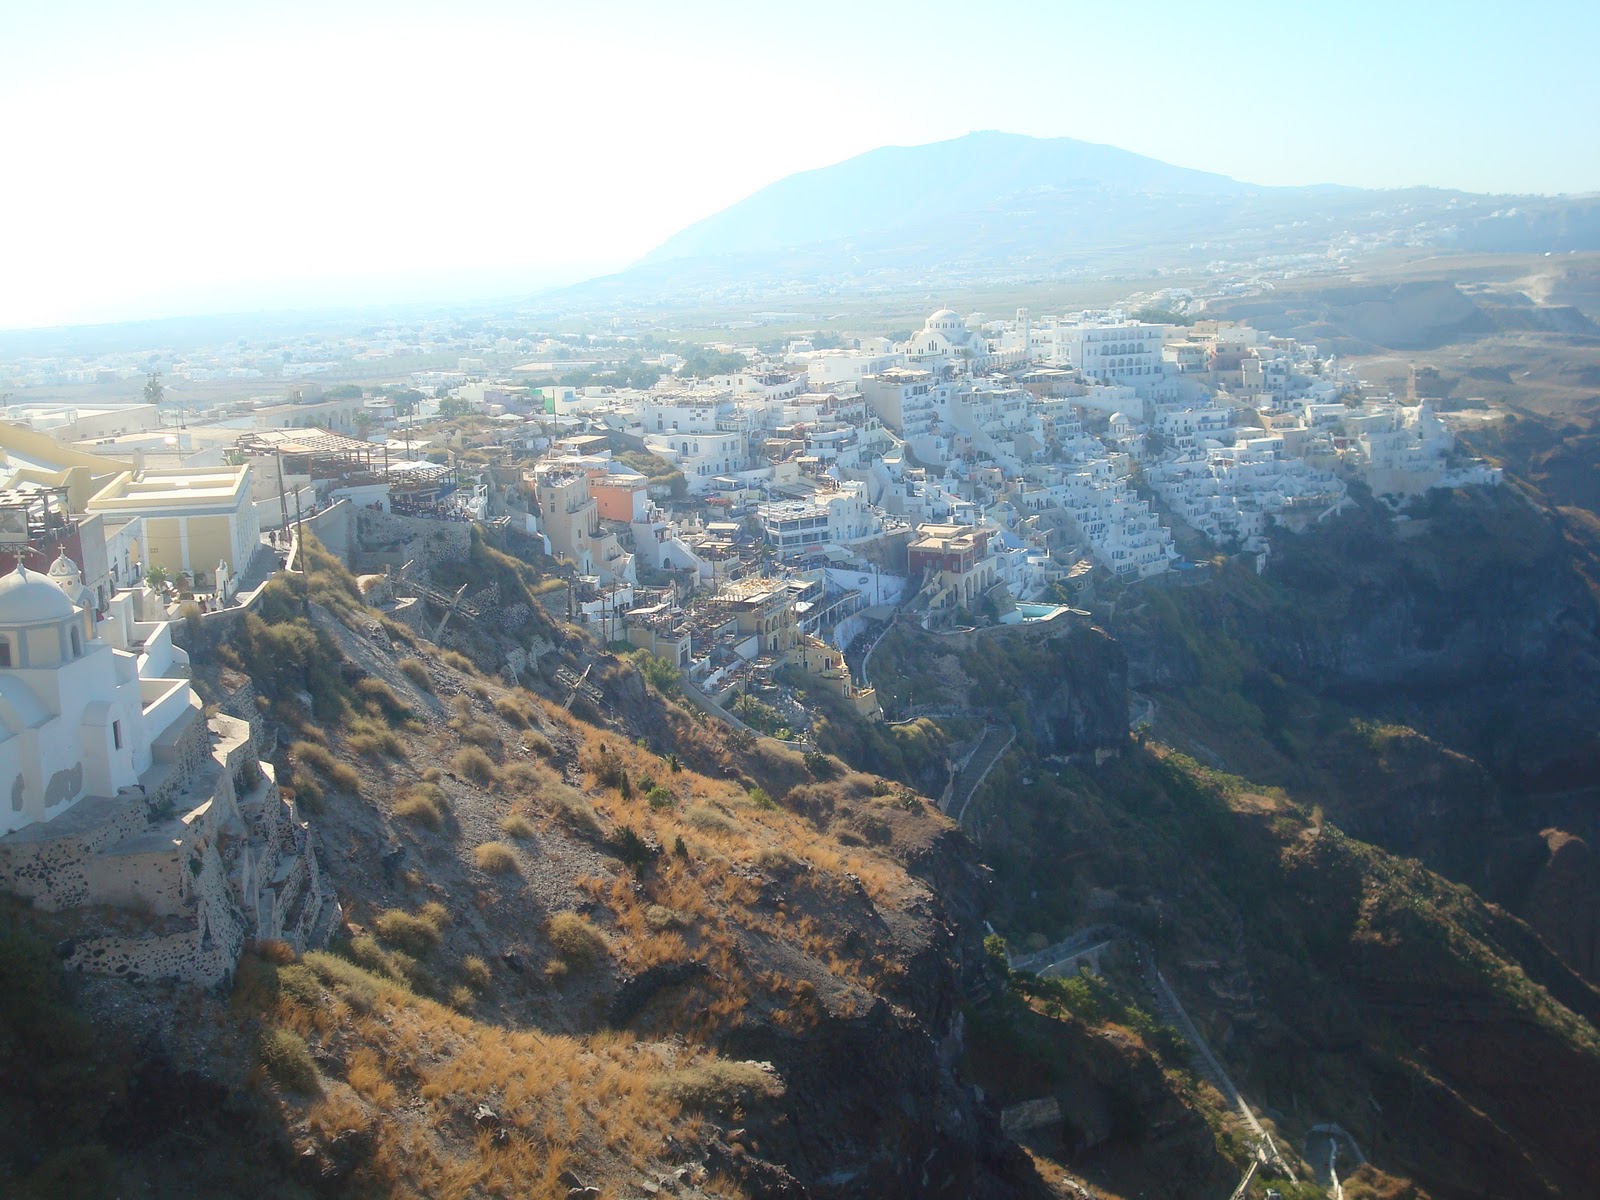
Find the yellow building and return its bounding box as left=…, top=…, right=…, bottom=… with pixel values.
left=0, top=421, right=132, bottom=512
left=87, top=465, right=259, bottom=584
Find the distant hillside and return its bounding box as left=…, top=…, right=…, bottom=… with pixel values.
left=542, top=132, right=1600, bottom=310
left=641, top=131, right=1251, bottom=265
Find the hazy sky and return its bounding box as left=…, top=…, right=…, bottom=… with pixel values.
left=4, top=0, right=1598, bottom=330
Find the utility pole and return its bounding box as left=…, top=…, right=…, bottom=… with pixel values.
left=276, top=450, right=290, bottom=533
left=293, top=483, right=309, bottom=618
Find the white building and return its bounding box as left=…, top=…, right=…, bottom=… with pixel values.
left=901, top=310, right=992, bottom=374
left=1051, top=320, right=1173, bottom=386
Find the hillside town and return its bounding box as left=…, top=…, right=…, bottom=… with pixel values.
left=0, top=303, right=1501, bottom=765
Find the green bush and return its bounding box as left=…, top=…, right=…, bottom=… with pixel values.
left=636, top=652, right=681, bottom=696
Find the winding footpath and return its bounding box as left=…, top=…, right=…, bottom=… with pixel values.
left=947, top=723, right=1016, bottom=829
left=1012, top=926, right=1296, bottom=1192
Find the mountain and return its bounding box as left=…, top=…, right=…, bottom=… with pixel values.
left=640, top=130, right=1256, bottom=265
left=543, top=132, right=1600, bottom=310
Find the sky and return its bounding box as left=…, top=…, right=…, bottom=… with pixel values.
left=3, top=0, right=1598, bottom=330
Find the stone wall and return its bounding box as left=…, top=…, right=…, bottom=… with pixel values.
left=3, top=713, right=338, bottom=987
left=353, top=508, right=472, bottom=580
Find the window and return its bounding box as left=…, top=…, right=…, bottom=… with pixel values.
left=0, top=638, right=9, bottom=668
left=70, top=627, right=82, bottom=657
left=112, top=721, right=123, bottom=750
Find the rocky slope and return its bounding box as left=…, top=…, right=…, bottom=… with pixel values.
left=0, top=537, right=1056, bottom=1200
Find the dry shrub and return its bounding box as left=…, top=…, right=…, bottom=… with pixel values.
left=547, top=912, right=608, bottom=967
left=457, top=721, right=500, bottom=748
left=440, top=650, right=475, bottom=673
left=286, top=770, right=324, bottom=813
left=547, top=782, right=601, bottom=834
left=685, top=803, right=737, bottom=835
left=394, top=782, right=446, bottom=828
left=291, top=740, right=362, bottom=795
left=374, top=908, right=442, bottom=956
left=1342, top=1165, right=1431, bottom=1200
left=501, top=761, right=542, bottom=796
left=473, top=841, right=518, bottom=874
left=302, top=950, right=395, bottom=1009
left=354, top=676, right=411, bottom=722
left=256, top=938, right=297, bottom=965
left=346, top=716, right=406, bottom=758
left=452, top=747, right=500, bottom=787
left=754, top=846, right=801, bottom=874
left=644, top=905, right=682, bottom=931
left=491, top=694, right=534, bottom=727
left=461, top=955, right=492, bottom=990
left=588, top=743, right=626, bottom=788
left=649, top=1059, right=784, bottom=1112
left=260, top=1027, right=318, bottom=1092
left=398, top=658, right=432, bottom=691
left=500, top=813, right=535, bottom=839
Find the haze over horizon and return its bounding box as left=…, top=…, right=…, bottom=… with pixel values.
left=4, top=0, right=1598, bottom=331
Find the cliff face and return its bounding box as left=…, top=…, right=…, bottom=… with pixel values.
left=1122, top=489, right=1600, bottom=791
left=871, top=622, right=1129, bottom=757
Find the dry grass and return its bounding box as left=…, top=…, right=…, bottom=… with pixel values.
left=250, top=944, right=749, bottom=1200
left=500, top=813, right=536, bottom=839
left=547, top=912, right=608, bottom=967
left=473, top=842, right=519, bottom=874
left=260, top=1026, right=318, bottom=1092
left=649, top=1060, right=784, bottom=1113
left=290, top=740, right=363, bottom=795
left=685, top=804, right=737, bottom=835
left=398, top=657, right=432, bottom=691
left=440, top=649, right=475, bottom=673
left=394, top=782, right=447, bottom=829
left=452, top=747, right=501, bottom=787
left=374, top=907, right=445, bottom=956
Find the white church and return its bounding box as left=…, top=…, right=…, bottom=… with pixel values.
left=0, top=555, right=337, bottom=984
left=0, top=559, right=179, bottom=833
left=901, top=309, right=993, bottom=375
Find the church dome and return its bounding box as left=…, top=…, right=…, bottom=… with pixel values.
left=0, top=565, right=77, bottom=624
left=47, top=553, right=80, bottom=580
left=927, top=309, right=960, bottom=326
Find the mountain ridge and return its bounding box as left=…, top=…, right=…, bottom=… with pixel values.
left=582, top=132, right=1600, bottom=308
left=640, top=131, right=1267, bottom=266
